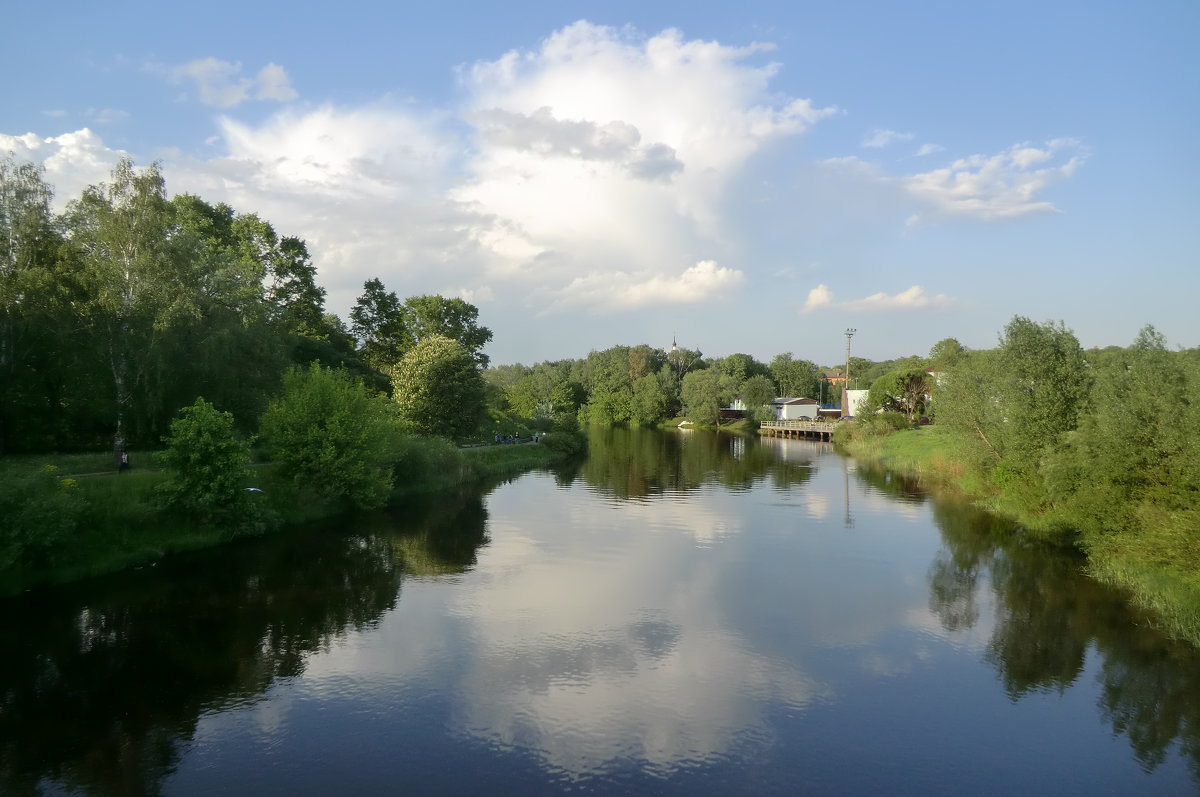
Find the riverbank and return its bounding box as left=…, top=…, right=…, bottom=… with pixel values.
left=660, top=417, right=756, bottom=434
left=0, top=437, right=582, bottom=594
left=834, top=424, right=1200, bottom=646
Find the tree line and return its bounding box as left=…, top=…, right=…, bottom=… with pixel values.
left=0, top=155, right=492, bottom=455
left=484, top=346, right=930, bottom=428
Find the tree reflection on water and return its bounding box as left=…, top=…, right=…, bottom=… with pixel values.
left=0, top=490, right=490, bottom=795
left=853, top=461, right=1200, bottom=778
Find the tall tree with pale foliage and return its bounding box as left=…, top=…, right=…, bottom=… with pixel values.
left=392, top=335, right=486, bottom=440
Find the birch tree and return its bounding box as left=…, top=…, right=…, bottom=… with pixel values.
left=65, top=158, right=200, bottom=452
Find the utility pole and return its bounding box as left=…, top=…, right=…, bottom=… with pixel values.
left=843, top=328, right=856, bottom=416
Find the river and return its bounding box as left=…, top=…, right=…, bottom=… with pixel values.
left=2, top=428, right=1198, bottom=795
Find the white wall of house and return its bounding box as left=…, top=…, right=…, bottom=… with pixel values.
left=846, top=389, right=869, bottom=417
left=778, top=401, right=819, bottom=420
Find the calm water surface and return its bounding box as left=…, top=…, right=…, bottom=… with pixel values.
left=2, top=429, right=1198, bottom=795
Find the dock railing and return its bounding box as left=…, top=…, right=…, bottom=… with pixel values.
left=758, top=420, right=839, bottom=439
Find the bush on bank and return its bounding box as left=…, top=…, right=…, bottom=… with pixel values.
left=0, top=415, right=586, bottom=594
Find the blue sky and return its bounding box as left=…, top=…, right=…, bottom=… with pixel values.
left=4, top=1, right=1197, bottom=366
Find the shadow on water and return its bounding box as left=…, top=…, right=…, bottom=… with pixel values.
left=0, top=489, right=492, bottom=796
left=852, top=460, right=1200, bottom=779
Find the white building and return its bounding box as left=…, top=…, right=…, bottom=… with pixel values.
left=771, top=397, right=820, bottom=420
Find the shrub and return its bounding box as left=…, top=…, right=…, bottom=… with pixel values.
left=261, top=363, right=404, bottom=509
left=0, top=466, right=83, bottom=569
left=156, top=398, right=256, bottom=526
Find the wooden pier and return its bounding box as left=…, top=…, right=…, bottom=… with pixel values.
left=758, top=420, right=839, bottom=441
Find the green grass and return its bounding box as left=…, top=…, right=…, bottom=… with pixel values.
left=0, top=435, right=584, bottom=594
left=0, top=449, right=157, bottom=477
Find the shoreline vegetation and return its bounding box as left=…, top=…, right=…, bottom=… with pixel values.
left=4, top=157, right=1195, bottom=647
left=0, top=438, right=581, bottom=595
left=834, top=422, right=1200, bottom=647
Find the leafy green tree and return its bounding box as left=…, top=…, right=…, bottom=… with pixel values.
left=266, top=235, right=328, bottom=340
left=64, top=158, right=205, bottom=450
left=506, top=362, right=579, bottom=420
left=0, top=157, right=68, bottom=452
left=771, top=353, right=819, bottom=398
left=937, top=316, right=1090, bottom=477
left=351, top=278, right=410, bottom=376
left=578, top=346, right=634, bottom=425
left=628, top=344, right=666, bottom=381
left=996, top=317, right=1091, bottom=462
left=741, top=374, right=776, bottom=410
left=682, top=368, right=728, bottom=425
left=1044, top=327, right=1200, bottom=536
left=666, top=342, right=703, bottom=385
left=167, top=196, right=288, bottom=428
left=403, top=295, right=493, bottom=368
left=155, top=398, right=254, bottom=524
left=865, top=368, right=931, bottom=420
left=0, top=466, right=82, bottom=569
left=630, top=373, right=670, bottom=426
left=928, top=337, right=966, bottom=371
left=261, top=363, right=402, bottom=509
left=391, top=335, right=486, bottom=440
left=716, top=353, right=770, bottom=387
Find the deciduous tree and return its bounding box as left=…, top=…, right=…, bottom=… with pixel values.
left=403, top=295, right=493, bottom=368
left=391, top=335, right=486, bottom=440
left=351, top=278, right=409, bottom=375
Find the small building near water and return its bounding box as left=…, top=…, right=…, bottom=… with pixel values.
left=772, top=397, right=820, bottom=421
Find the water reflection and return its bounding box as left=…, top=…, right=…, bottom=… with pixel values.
left=0, top=433, right=1197, bottom=793
left=0, top=490, right=490, bottom=795
left=578, top=427, right=816, bottom=499
left=451, top=473, right=830, bottom=777
left=852, top=460, right=1200, bottom=777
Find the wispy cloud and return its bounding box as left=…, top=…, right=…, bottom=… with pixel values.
left=915, top=143, right=943, bottom=157
left=169, top=58, right=298, bottom=107
left=802, top=284, right=953, bottom=313
left=86, top=108, right=129, bottom=125
left=862, top=128, right=914, bottom=148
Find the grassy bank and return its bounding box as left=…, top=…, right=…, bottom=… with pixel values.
left=0, top=437, right=582, bottom=594
left=660, top=417, right=756, bottom=434
left=836, top=424, right=1200, bottom=645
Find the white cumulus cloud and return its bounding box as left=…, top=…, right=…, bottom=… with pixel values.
left=0, top=128, right=129, bottom=206
left=553, top=260, right=744, bottom=313
left=821, top=138, right=1086, bottom=225
left=455, top=20, right=835, bottom=306
left=802, top=283, right=834, bottom=312
left=903, top=138, right=1086, bottom=223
